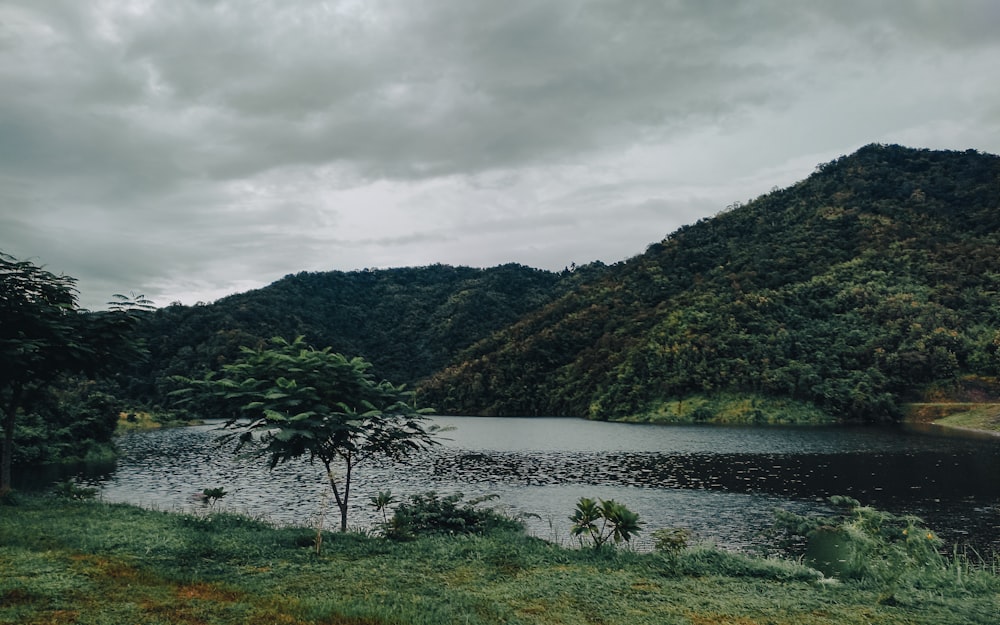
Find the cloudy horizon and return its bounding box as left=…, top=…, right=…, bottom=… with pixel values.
left=3, top=1, right=998, bottom=309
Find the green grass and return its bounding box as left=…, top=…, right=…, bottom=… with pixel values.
left=2, top=495, right=998, bottom=624
left=116, top=410, right=203, bottom=433
left=930, top=405, right=1000, bottom=436
left=904, top=402, right=1000, bottom=436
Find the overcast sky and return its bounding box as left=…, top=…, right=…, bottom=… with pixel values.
left=2, top=1, right=998, bottom=309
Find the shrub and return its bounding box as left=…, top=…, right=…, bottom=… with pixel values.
left=386, top=492, right=523, bottom=540
left=200, top=487, right=227, bottom=506
left=50, top=480, right=98, bottom=500
left=652, top=527, right=691, bottom=553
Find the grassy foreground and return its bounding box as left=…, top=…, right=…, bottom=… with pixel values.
left=2, top=496, right=998, bottom=625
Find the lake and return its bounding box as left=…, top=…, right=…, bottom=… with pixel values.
left=20, top=416, right=1000, bottom=552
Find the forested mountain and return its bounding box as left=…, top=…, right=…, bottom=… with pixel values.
left=417, top=145, right=1000, bottom=423
left=124, top=263, right=585, bottom=406
left=122, top=144, right=1000, bottom=425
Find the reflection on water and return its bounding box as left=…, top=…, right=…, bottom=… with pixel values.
left=16, top=416, right=1000, bottom=552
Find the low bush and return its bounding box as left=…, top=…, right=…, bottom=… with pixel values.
left=651, top=527, right=691, bottom=553
left=385, top=491, right=523, bottom=540
left=49, top=480, right=98, bottom=500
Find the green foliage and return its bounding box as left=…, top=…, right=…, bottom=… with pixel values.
left=385, top=491, right=523, bottom=540
left=0, top=488, right=20, bottom=506
left=652, top=527, right=691, bottom=553
left=369, top=489, right=398, bottom=527
left=11, top=378, right=121, bottom=466
left=49, top=479, right=98, bottom=500
left=200, top=486, right=228, bottom=506
left=116, top=263, right=570, bottom=409
left=773, top=496, right=946, bottom=585
left=632, top=393, right=834, bottom=425
left=569, top=497, right=643, bottom=549
left=1, top=251, right=149, bottom=492
left=172, top=336, right=440, bottom=532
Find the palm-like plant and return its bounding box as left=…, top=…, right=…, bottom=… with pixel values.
left=570, top=497, right=643, bottom=549
left=370, top=490, right=399, bottom=526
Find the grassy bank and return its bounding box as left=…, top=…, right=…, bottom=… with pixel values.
left=616, top=393, right=836, bottom=426
left=903, top=402, right=1000, bottom=436
left=623, top=393, right=1000, bottom=435
left=2, top=496, right=997, bottom=625
left=116, top=410, right=203, bottom=433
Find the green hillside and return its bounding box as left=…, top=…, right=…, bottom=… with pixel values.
left=124, top=263, right=576, bottom=406
left=417, top=144, right=1000, bottom=423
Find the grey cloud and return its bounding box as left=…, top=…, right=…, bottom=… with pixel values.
left=2, top=0, right=999, bottom=308
left=7, top=0, right=995, bottom=186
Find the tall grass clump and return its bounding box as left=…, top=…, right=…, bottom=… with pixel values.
left=773, top=496, right=943, bottom=582
left=772, top=495, right=1000, bottom=607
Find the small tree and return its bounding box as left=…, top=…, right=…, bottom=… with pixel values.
left=174, top=336, right=439, bottom=532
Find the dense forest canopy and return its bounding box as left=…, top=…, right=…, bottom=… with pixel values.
left=120, top=263, right=584, bottom=407
left=418, top=144, right=1000, bottom=422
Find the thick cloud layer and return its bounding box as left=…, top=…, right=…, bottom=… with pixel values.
left=2, top=0, right=998, bottom=308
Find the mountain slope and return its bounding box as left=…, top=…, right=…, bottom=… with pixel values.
left=417, top=145, right=1000, bottom=422
left=126, top=263, right=581, bottom=404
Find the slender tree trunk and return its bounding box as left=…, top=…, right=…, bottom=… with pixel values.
left=323, top=455, right=353, bottom=533
left=339, top=454, right=353, bottom=532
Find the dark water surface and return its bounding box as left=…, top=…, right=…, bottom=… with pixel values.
left=20, top=417, right=1000, bottom=552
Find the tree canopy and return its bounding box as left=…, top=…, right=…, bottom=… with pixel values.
left=0, top=252, right=149, bottom=492
left=173, top=336, right=440, bottom=531
left=116, top=263, right=573, bottom=409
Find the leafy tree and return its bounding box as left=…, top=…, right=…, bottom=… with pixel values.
left=174, top=336, right=440, bottom=532
left=12, top=379, right=121, bottom=466
left=0, top=252, right=149, bottom=494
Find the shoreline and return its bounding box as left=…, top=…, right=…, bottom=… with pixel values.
left=926, top=420, right=1000, bottom=439
left=902, top=402, right=1000, bottom=439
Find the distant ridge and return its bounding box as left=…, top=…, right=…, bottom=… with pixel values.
left=126, top=263, right=578, bottom=404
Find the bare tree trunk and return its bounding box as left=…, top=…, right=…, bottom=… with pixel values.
left=323, top=456, right=353, bottom=533
left=340, top=454, right=353, bottom=532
